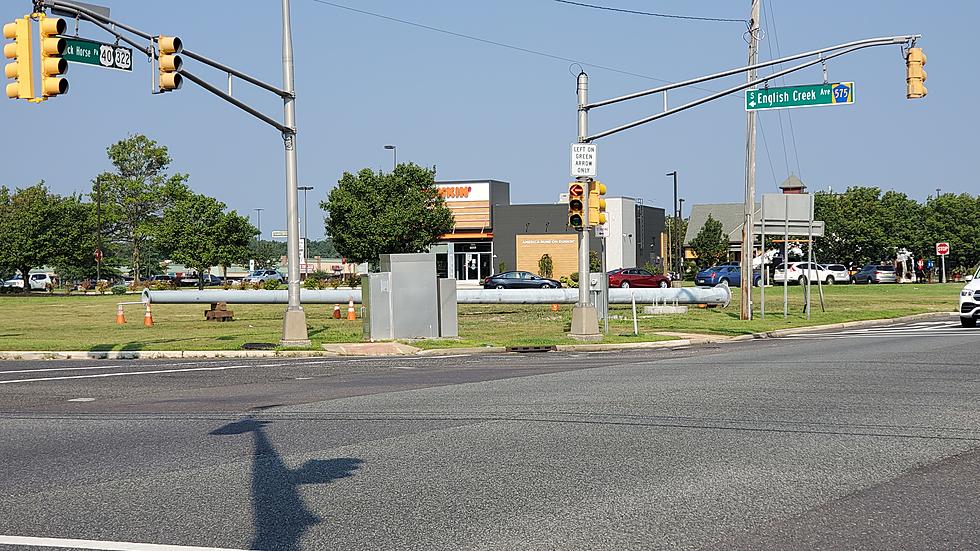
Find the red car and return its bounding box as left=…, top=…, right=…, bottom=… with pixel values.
left=607, top=268, right=671, bottom=288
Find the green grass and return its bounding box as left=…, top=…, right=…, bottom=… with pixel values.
left=0, top=283, right=959, bottom=351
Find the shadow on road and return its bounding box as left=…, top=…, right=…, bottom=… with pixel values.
left=210, top=418, right=363, bottom=550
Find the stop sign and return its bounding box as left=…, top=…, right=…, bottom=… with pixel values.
left=936, top=242, right=950, bottom=256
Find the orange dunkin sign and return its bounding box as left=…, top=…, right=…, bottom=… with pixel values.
left=438, top=185, right=472, bottom=199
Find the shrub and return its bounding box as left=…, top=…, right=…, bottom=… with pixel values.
left=569, top=272, right=579, bottom=283
left=329, top=276, right=342, bottom=289
left=222, top=279, right=232, bottom=290
left=95, top=281, right=109, bottom=295
left=498, top=261, right=506, bottom=274
left=110, top=285, right=127, bottom=295
left=263, top=279, right=282, bottom=290
left=346, top=275, right=361, bottom=288
left=538, top=254, right=554, bottom=279
left=302, top=277, right=323, bottom=290
left=559, top=275, right=578, bottom=288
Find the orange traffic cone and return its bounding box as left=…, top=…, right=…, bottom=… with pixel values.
left=332, top=304, right=341, bottom=319
left=143, top=304, right=154, bottom=327
left=346, top=298, right=356, bottom=320
left=551, top=303, right=559, bottom=312
left=115, top=304, right=126, bottom=324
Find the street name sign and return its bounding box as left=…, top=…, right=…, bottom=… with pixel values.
left=63, top=38, right=132, bottom=71
left=746, top=82, right=854, bottom=111
left=271, top=230, right=288, bottom=238
left=936, top=242, right=950, bottom=256
left=570, top=143, right=597, bottom=178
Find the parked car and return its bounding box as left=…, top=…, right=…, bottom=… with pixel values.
left=4, top=273, right=54, bottom=290
left=823, top=264, right=851, bottom=285
left=245, top=269, right=287, bottom=285
left=695, top=264, right=760, bottom=287
left=483, top=271, right=561, bottom=289
left=959, top=267, right=979, bottom=328
left=178, top=273, right=223, bottom=287
left=851, top=264, right=897, bottom=284
left=607, top=268, right=670, bottom=288
left=2, top=274, right=23, bottom=288
left=773, top=262, right=845, bottom=285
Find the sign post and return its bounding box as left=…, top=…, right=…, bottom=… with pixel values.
left=746, top=82, right=854, bottom=111
left=936, top=242, right=950, bottom=283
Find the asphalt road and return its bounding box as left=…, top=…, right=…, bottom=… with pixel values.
left=1, top=317, right=978, bottom=550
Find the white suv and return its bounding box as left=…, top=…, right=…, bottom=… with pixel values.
left=960, top=266, right=980, bottom=328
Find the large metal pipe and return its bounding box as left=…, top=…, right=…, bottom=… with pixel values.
left=142, top=287, right=730, bottom=306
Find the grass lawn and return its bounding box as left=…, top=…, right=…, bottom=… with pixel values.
left=0, top=282, right=959, bottom=352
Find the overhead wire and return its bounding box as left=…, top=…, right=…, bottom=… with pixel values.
left=552, top=0, right=749, bottom=25
left=768, top=0, right=804, bottom=182
left=761, top=0, right=792, bottom=182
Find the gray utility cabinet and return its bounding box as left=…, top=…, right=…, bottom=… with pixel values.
left=363, top=253, right=458, bottom=341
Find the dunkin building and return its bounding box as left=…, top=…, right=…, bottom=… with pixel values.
left=432, top=180, right=667, bottom=282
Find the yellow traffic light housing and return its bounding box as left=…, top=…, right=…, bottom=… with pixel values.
left=906, top=47, right=926, bottom=99
left=3, top=17, right=35, bottom=100
left=39, top=16, right=68, bottom=97
left=588, top=180, right=607, bottom=226
left=568, top=182, right=585, bottom=228
left=158, top=35, right=183, bottom=91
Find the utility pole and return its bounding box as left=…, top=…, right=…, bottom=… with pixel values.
left=570, top=71, right=600, bottom=339
left=280, top=0, right=309, bottom=346
left=254, top=208, right=264, bottom=239
left=666, top=170, right=679, bottom=278
left=740, top=0, right=762, bottom=321
left=678, top=197, right=685, bottom=277
left=298, top=185, right=313, bottom=267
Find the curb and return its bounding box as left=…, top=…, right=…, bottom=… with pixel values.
left=729, top=311, right=957, bottom=341
left=0, top=350, right=336, bottom=361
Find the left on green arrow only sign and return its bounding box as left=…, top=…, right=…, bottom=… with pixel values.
left=63, top=37, right=132, bottom=71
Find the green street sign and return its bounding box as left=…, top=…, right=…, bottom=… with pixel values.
left=63, top=37, right=132, bottom=71
left=746, top=82, right=854, bottom=111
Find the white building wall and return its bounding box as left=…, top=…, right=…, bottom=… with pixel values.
left=605, top=197, right=637, bottom=270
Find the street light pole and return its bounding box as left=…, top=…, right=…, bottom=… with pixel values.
left=253, top=208, right=264, bottom=239
left=570, top=71, right=600, bottom=340
left=384, top=144, right=396, bottom=171
left=298, top=186, right=313, bottom=267
left=666, top=171, right=678, bottom=278
left=280, top=0, right=309, bottom=346
left=678, top=197, right=685, bottom=277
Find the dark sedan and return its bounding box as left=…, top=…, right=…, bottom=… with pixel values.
left=608, top=268, right=670, bottom=288
left=483, top=271, right=562, bottom=289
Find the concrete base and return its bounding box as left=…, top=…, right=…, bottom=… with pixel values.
left=671, top=281, right=684, bottom=288
left=280, top=307, right=311, bottom=347
left=643, top=305, right=689, bottom=315
left=568, top=305, right=602, bottom=341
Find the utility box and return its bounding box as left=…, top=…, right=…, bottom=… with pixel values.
left=437, top=278, right=458, bottom=338
left=381, top=253, right=440, bottom=339
left=362, top=272, right=393, bottom=341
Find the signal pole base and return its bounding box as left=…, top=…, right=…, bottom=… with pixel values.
left=569, top=305, right=602, bottom=341
left=280, top=307, right=311, bottom=347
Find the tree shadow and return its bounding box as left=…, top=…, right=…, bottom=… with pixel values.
left=210, top=418, right=363, bottom=550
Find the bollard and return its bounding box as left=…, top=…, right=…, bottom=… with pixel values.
left=332, top=304, right=341, bottom=319
left=115, top=304, right=126, bottom=324
left=346, top=298, right=356, bottom=320
left=143, top=303, right=154, bottom=327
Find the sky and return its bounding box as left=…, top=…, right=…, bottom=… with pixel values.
left=2, top=1, right=976, bottom=240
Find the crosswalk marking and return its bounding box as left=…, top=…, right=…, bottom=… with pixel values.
left=782, top=321, right=974, bottom=340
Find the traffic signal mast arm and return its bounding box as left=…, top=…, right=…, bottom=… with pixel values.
left=580, top=34, right=921, bottom=141
left=36, top=0, right=294, bottom=133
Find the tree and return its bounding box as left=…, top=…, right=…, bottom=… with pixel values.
left=538, top=254, right=553, bottom=278
left=323, top=164, right=454, bottom=265
left=93, top=135, right=188, bottom=283
left=250, top=239, right=286, bottom=268
left=689, top=214, right=727, bottom=268
left=157, top=192, right=256, bottom=289
left=0, top=183, right=92, bottom=288
left=919, top=193, right=980, bottom=272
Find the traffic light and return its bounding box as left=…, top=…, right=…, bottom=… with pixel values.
left=906, top=47, right=926, bottom=99
left=158, top=35, right=182, bottom=91
left=588, top=180, right=607, bottom=227
left=568, top=182, right=585, bottom=228
left=3, top=17, right=34, bottom=100
left=39, top=16, right=68, bottom=98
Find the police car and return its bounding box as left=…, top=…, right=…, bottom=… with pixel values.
left=960, top=266, right=980, bottom=328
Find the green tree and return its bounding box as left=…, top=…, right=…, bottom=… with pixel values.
left=157, top=193, right=256, bottom=289
left=93, top=135, right=188, bottom=283
left=689, top=214, right=728, bottom=268
left=49, top=196, right=99, bottom=283
left=323, top=164, right=454, bottom=265
left=0, top=183, right=92, bottom=288
left=250, top=239, right=286, bottom=268
left=538, top=254, right=553, bottom=278
left=919, top=193, right=980, bottom=271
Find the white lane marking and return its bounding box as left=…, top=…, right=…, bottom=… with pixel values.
left=390, top=366, right=417, bottom=370
left=67, top=398, right=96, bottom=402
left=0, top=535, right=250, bottom=550
left=0, top=365, right=249, bottom=385
left=295, top=377, right=312, bottom=380
left=0, top=365, right=127, bottom=375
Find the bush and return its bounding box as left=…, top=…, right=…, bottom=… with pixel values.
left=569, top=272, right=579, bottom=283
left=559, top=275, right=579, bottom=288
left=538, top=254, right=554, bottom=279
left=346, top=275, right=361, bottom=288
left=95, top=281, right=109, bottom=295
left=302, top=277, right=323, bottom=290
left=262, top=279, right=282, bottom=290
left=222, top=279, right=232, bottom=290
left=110, top=285, right=127, bottom=295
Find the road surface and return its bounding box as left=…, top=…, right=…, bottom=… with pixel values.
left=0, top=317, right=977, bottom=550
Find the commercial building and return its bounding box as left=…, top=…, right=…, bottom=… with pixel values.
left=433, top=180, right=666, bottom=281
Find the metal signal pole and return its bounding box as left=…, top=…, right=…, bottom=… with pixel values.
left=570, top=71, right=600, bottom=339
left=280, top=0, right=309, bottom=346
left=740, top=0, right=761, bottom=320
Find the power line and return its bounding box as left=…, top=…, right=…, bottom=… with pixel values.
left=552, top=0, right=748, bottom=25
left=764, top=0, right=804, bottom=182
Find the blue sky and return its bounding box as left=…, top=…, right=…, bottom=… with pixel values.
left=2, top=1, right=975, bottom=239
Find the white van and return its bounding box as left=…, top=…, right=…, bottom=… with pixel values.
left=960, top=266, right=980, bottom=328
